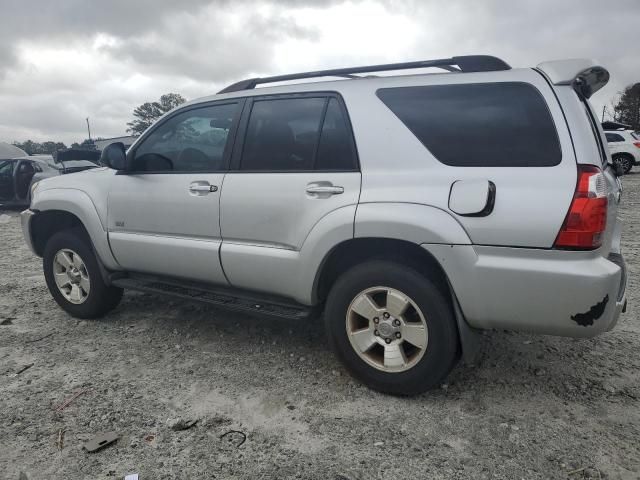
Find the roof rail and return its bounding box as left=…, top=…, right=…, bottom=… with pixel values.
left=218, top=55, right=511, bottom=94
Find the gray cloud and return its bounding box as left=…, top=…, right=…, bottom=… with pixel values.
left=98, top=10, right=320, bottom=83
left=0, top=0, right=638, bottom=144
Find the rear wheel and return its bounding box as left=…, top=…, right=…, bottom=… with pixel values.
left=613, top=154, right=633, bottom=174
left=43, top=229, right=123, bottom=319
left=324, top=261, right=459, bottom=395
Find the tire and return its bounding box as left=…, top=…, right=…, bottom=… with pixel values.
left=43, top=228, right=123, bottom=319
left=324, top=260, right=459, bottom=395
left=613, top=154, right=633, bottom=175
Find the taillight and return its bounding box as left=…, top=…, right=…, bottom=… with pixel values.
left=633, top=142, right=640, bottom=149
left=554, top=165, right=608, bottom=250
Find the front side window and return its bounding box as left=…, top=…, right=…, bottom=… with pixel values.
left=377, top=82, right=562, bottom=167
left=133, top=102, right=239, bottom=172
left=0, top=160, right=14, bottom=176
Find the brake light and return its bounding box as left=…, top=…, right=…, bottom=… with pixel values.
left=554, top=165, right=608, bottom=250
left=633, top=142, right=640, bottom=149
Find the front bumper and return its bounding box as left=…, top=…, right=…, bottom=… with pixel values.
left=21, top=209, right=37, bottom=255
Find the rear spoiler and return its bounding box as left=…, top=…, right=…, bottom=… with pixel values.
left=536, top=59, right=609, bottom=99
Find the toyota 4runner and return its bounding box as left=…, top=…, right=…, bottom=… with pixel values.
left=22, top=55, right=627, bottom=395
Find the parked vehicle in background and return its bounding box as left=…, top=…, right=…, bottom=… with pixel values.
left=21, top=56, right=627, bottom=395
left=0, top=147, right=99, bottom=207
left=604, top=130, right=640, bottom=174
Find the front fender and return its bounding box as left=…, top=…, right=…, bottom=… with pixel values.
left=30, top=188, right=120, bottom=270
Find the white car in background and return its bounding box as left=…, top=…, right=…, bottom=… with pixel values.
left=605, top=130, right=640, bottom=174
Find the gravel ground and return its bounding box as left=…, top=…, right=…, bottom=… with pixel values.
left=1, top=173, right=639, bottom=480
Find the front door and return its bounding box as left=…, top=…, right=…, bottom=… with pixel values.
left=107, top=101, right=242, bottom=284
left=0, top=160, right=15, bottom=201
left=219, top=94, right=361, bottom=293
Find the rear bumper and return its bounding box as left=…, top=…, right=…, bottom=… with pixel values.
left=21, top=209, right=37, bottom=255
left=607, top=252, right=627, bottom=331
left=425, top=244, right=627, bottom=338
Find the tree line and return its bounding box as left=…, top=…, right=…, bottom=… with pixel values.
left=12, top=93, right=186, bottom=155
left=612, top=83, right=640, bottom=131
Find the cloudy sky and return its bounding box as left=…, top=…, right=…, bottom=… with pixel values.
left=1, top=0, right=638, bottom=145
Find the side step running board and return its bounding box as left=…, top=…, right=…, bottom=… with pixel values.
left=111, top=276, right=312, bottom=320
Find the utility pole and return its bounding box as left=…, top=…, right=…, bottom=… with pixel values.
left=86, top=117, right=92, bottom=141
left=601, top=105, right=606, bottom=122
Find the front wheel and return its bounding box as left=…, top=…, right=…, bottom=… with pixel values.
left=324, top=261, right=459, bottom=395
left=43, top=229, right=123, bottom=319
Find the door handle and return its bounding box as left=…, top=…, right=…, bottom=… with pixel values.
left=306, top=185, right=344, bottom=195
left=189, top=182, right=218, bottom=195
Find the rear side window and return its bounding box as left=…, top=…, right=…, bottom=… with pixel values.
left=377, top=82, right=562, bottom=167
left=240, top=96, right=357, bottom=171
left=605, top=133, right=625, bottom=143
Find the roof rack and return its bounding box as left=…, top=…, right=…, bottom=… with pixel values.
left=218, top=55, right=510, bottom=94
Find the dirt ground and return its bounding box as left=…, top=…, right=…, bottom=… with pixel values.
left=1, top=174, right=639, bottom=480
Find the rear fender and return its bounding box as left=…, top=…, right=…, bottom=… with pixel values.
left=355, top=202, right=472, bottom=244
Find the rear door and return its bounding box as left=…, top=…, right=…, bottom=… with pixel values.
left=219, top=93, right=360, bottom=291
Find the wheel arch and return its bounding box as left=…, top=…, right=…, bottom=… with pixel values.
left=29, top=188, right=121, bottom=271
left=314, top=237, right=481, bottom=363
left=31, top=210, right=86, bottom=256
left=314, top=237, right=451, bottom=304
left=612, top=152, right=634, bottom=161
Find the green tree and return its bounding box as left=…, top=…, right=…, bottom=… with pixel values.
left=126, top=93, right=186, bottom=135
left=70, top=139, right=97, bottom=150
left=613, top=83, right=640, bottom=131
left=40, top=141, right=67, bottom=154
left=13, top=140, right=68, bottom=154
left=14, top=140, right=37, bottom=155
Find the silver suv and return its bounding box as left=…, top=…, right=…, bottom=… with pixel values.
left=21, top=55, right=627, bottom=395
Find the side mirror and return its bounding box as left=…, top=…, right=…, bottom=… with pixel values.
left=100, top=142, right=127, bottom=170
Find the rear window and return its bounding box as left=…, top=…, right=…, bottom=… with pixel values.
left=633, top=132, right=639, bottom=140
left=376, top=82, right=562, bottom=167
left=605, top=133, right=625, bottom=143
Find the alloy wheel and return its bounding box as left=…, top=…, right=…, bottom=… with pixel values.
left=345, top=286, right=429, bottom=372
left=52, top=249, right=90, bottom=304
